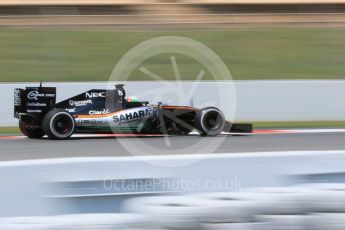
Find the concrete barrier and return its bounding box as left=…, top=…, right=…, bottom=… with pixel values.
left=0, top=150, right=345, bottom=217
left=1, top=80, right=345, bottom=126
left=0, top=150, right=344, bottom=229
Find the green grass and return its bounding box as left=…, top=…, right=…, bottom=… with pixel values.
left=1, top=27, right=345, bottom=82
left=253, top=121, right=345, bottom=128
left=2, top=121, right=345, bottom=135
left=0, top=127, right=20, bottom=134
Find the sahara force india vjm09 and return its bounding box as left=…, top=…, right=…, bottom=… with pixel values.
left=14, top=84, right=252, bottom=140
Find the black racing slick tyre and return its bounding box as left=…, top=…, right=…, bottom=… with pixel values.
left=42, top=109, right=75, bottom=140
left=19, top=122, right=45, bottom=139
left=195, top=107, right=225, bottom=137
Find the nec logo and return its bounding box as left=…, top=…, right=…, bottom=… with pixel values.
left=85, top=92, right=106, bottom=98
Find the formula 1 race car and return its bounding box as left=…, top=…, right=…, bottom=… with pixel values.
left=14, top=84, right=252, bottom=139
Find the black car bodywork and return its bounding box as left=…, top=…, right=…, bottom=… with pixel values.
left=14, top=84, right=252, bottom=139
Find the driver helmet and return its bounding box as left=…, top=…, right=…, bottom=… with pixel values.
left=127, top=96, right=140, bottom=102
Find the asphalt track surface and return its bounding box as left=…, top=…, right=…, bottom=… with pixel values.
left=1, top=132, right=345, bottom=161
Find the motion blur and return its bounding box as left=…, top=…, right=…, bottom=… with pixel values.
left=0, top=0, right=345, bottom=229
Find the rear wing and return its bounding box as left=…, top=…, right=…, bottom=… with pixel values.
left=14, top=86, right=56, bottom=118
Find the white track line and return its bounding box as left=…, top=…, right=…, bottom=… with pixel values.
left=1, top=128, right=345, bottom=140
left=1, top=150, right=345, bottom=167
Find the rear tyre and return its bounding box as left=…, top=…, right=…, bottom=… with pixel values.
left=195, top=107, right=225, bottom=136
left=42, top=109, right=75, bottom=140
left=19, top=122, right=45, bottom=139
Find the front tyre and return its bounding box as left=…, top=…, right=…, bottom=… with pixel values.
left=42, top=109, right=75, bottom=140
left=19, top=122, right=45, bottom=139
left=195, top=107, right=225, bottom=136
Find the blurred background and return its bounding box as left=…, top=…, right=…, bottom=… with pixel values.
left=2, top=0, right=345, bottom=130
left=1, top=1, right=345, bottom=229
left=0, top=0, right=344, bottom=82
